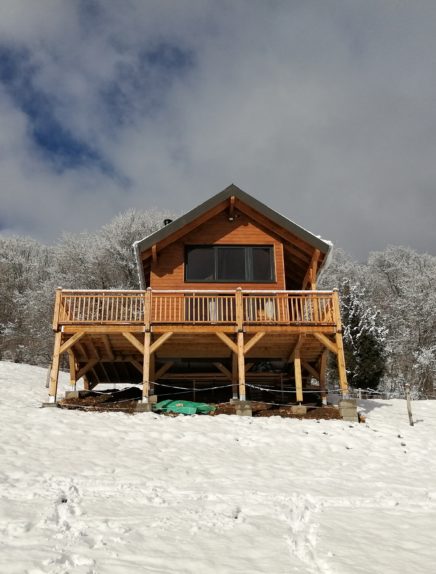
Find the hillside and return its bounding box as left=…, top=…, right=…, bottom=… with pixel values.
left=1, top=361, right=435, bottom=574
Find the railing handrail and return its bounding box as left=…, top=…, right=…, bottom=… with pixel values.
left=59, top=288, right=335, bottom=295
left=55, top=289, right=338, bottom=328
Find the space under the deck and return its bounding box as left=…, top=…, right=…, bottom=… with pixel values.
left=66, top=331, right=328, bottom=403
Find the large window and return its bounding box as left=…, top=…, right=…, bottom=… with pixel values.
left=185, top=245, right=275, bottom=282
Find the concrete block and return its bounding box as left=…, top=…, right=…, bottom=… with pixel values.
left=64, top=390, right=81, bottom=399
left=233, top=401, right=252, bottom=417
left=339, top=399, right=357, bottom=408
left=147, top=395, right=158, bottom=404
left=291, top=405, right=307, bottom=415
left=41, top=402, right=59, bottom=408
left=339, top=399, right=358, bottom=422
left=135, top=402, right=153, bottom=413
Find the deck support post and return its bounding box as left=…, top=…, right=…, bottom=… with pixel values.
left=149, top=354, right=155, bottom=396
left=332, top=290, right=348, bottom=396
left=48, top=331, right=62, bottom=403
left=237, top=331, right=246, bottom=401
left=294, top=349, right=303, bottom=404
left=232, top=354, right=238, bottom=399
left=67, top=349, right=77, bottom=391
left=142, top=332, right=151, bottom=403
left=319, top=350, right=328, bottom=405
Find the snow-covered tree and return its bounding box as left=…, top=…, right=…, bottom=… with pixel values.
left=340, top=281, right=387, bottom=390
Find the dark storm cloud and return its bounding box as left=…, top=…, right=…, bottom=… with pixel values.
left=0, top=0, right=435, bottom=258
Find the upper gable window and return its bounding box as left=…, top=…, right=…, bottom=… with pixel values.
left=185, top=245, right=275, bottom=282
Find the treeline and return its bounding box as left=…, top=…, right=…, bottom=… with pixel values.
left=0, top=209, right=435, bottom=396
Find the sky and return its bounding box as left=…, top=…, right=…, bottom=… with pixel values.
left=0, top=0, right=435, bottom=260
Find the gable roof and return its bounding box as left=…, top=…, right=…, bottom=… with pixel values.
left=133, top=184, right=333, bottom=288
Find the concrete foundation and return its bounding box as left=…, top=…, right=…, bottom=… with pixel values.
left=291, top=405, right=307, bottom=415
left=136, top=402, right=153, bottom=412
left=339, top=398, right=358, bottom=422
left=232, top=400, right=252, bottom=416
left=41, top=402, right=59, bottom=408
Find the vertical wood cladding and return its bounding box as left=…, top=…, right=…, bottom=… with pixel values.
left=149, top=211, right=286, bottom=290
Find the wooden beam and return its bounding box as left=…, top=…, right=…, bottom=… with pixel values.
left=302, top=249, right=320, bottom=290
left=288, top=334, right=305, bottom=363
left=87, top=338, right=99, bottom=359
left=152, top=244, right=158, bottom=265
left=150, top=353, right=156, bottom=395
left=142, top=332, right=151, bottom=401
left=102, top=335, right=114, bottom=360
left=77, top=359, right=99, bottom=380
left=59, top=332, right=85, bottom=355
left=243, top=332, right=265, bottom=355
left=294, top=349, right=303, bottom=403
left=76, top=342, right=88, bottom=361
left=319, top=349, right=328, bottom=405
left=237, top=331, right=246, bottom=401
left=150, top=332, right=173, bottom=355
left=215, top=332, right=238, bottom=354
left=302, top=361, right=320, bottom=381
left=232, top=354, right=238, bottom=399
left=155, top=361, right=174, bottom=380
left=229, top=195, right=235, bottom=219
left=313, top=332, right=338, bottom=355
left=122, top=332, right=144, bottom=354
left=67, top=349, right=77, bottom=388
left=332, top=290, right=348, bottom=394
left=213, top=362, right=232, bottom=381
left=48, top=331, right=62, bottom=401
left=52, top=288, right=62, bottom=330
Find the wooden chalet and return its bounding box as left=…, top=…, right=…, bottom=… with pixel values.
left=47, top=184, right=348, bottom=408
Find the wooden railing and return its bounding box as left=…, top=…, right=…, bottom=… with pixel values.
left=54, top=289, right=337, bottom=328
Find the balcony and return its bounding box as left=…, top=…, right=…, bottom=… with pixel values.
left=54, top=288, right=338, bottom=330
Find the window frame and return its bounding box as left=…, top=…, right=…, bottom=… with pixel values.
left=184, top=244, right=276, bottom=283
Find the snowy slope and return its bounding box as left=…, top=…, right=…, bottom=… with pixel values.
left=0, top=362, right=435, bottom=574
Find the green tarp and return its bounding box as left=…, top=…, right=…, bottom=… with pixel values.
left=154, top=399, right=216, bottom=415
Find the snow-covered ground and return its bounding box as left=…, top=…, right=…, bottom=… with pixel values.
left=1, top=362, right=435, bottom=574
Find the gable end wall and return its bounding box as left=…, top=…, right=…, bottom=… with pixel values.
left=149, top=211, right=285, bottom=290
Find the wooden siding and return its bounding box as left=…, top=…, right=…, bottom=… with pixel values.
left=149, top=211, right=286, bottom=290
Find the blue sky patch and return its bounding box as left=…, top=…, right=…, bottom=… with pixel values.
left=0, top=45, right=114, bottom=174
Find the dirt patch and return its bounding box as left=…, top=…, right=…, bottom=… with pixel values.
left=254, top=405, right=341, bottom=420
left=57, top=391, right=342, bottom=419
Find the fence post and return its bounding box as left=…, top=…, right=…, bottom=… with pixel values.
left=405, top=383, right=414, bottom=427
left=357, top=388, right=362, bottom=400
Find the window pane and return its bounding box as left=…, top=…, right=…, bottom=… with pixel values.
left=252, top=247, right=273, bottom=281
left=186, top=247, right=215, bottom=281
left=217, top=247, right=246, bottom=281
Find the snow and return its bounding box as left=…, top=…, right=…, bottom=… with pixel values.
left=1, top=361, right=436, bottom=574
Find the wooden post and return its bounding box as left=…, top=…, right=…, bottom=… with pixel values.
left=232, top=353, right=238, bottom=399
left=294, top=349, right=303, bottom=404
left=144, top=287, right=152, bottom=331
left=235, top=288, right=243, bottom=330
left=48, top=331, right=62, bottom=403
left=332, top=289, right=348, bottom=395
left=67, top=349, right=77, bottom=390
left=405, top=383, right=414, bottom=427
left=83, top=375, right=90, bottom=391
left=237, top=331, right=246, bottom=401
left=149, top=353, right=155, bottom=396
left=319, top=349, right=328, bottom=406
left=52, top=288, right=62, bottom=330
left=142, top=332, right=151, bottom=403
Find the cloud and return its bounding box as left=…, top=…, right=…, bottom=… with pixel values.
left=0, top=0, right=435, bottom=258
